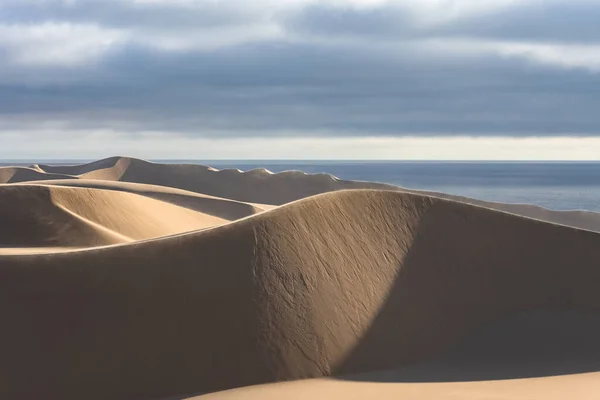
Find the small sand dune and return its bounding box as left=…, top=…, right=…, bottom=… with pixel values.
left=35, top=156, right=132, bottom=178
left=3, top=188, right=600, bottom=399
left=0, top=185, right=128, bottom=248
left=0, top=166, right=75, bottom=183
left=17, top=179, right=273, bottom=219
left=0, top=184, right=236, bottom=253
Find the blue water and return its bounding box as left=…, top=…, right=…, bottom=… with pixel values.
left=184, top=161, right=600, bottom=212
left=4, top=160, right=600, bottom=212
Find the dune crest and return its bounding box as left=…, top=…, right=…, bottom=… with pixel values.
left=36, top=155, right=131, bottom=178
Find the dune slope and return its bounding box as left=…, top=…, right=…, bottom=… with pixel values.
left=0, top=166, right=76, bottom=184
left=16, top=179, right=273, bottom=218
left=0, top=184, right=232, bottom=252
left=0, top=185, right=127, bottom=248
left=2, top=190, right=600, bottom=399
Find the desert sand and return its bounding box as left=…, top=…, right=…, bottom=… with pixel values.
left=195, top=372, right=600, bottom=400
left=1, top=156, right=600, bottom=399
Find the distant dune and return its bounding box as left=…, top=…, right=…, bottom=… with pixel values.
left=0, top=166, right=76, bottom=183
left=33, top=156, right=397, bottom=204
left=2, top=157, right=600, bottom=399
left=4, top=156, right=600, bottom=231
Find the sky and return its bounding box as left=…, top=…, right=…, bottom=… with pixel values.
left=1, top=0, right=600, bottom=159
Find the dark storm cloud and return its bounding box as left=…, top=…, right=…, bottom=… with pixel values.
left=1, top=0, right=600, bottom=137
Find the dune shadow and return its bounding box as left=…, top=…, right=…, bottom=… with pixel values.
left=340, top=309, right=600, bottom=382
left=333, top=199, right=600, bottom=383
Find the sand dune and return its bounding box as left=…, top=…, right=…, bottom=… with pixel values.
left=0, top=184, right=234, bottom=253
left=3, top=157, right=600, bottom=399
left=10, top=156, right=600, bottom=233
left=17, top=179, right=274, bottom=218
left=3, top=186, right=600, bottom=399
left=0, top=185, right=128, bottom=248
left=35, top=156, right=132, bottom=178
left=195, top=372, right=600, bottom=400
left=407, top=188, right=600, bottom=233
left=0, top=166, right=76, bottom=183
left=32, top=156, right=396, bottom=204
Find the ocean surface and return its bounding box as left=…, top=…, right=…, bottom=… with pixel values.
left=193, top=161, right=600, bottom=212
left=3, top=160, right=600, bottom=212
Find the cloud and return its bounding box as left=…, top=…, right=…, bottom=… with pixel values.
left=2, top=41, right=598, bottom=137
left=0, top=0, right=599, bottom=154
left=287, top=0, right=600, bottom=43
left=0, top=22, right=125, bottom=66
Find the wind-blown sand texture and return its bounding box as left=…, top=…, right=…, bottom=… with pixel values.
left=1, top=156, right=600, bottom=399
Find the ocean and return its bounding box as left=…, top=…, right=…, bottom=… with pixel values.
left=3, top=160, right=600, bottom=212
left=192, top=161, right=600, bottom=212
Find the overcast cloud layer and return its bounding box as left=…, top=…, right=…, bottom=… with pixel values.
left=1, top=0, right=600, bottom=157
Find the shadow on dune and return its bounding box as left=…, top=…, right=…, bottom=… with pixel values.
left=333, top=199, right=600, bottom=383
left=339, top=310, right=600, bottom=383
